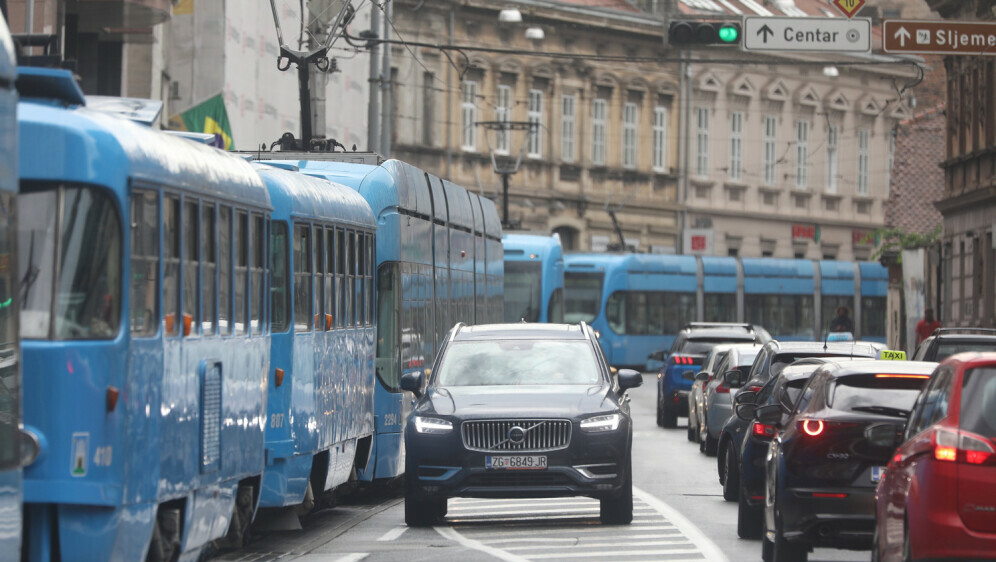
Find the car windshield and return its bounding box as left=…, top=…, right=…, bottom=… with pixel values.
left=828, top=373, right=929, bottom=417
left=961, top=367, right=996, bottom=438
left=934, top=340, right=996, bottom=361
left=435, top=340, right=602, bottom=386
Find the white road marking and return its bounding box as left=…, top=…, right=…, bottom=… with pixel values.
left=332, top=554, right=369, bottom=562
left=376, top=526, right=408, bottom=541
left=633, top=486, right=728, bottom=562
left=504, top=539, right=693, bottom=550
left=527, top=549, right=704, bottom=559
left=434, top=526, right=531, bottom=562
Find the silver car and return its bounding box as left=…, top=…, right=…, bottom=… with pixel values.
left=686, top=345, right=733, bottom=443
left=701, top=344, right=761, bottom=455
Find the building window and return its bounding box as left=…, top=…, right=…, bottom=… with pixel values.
left=495, top=84, right=512, bottom=154
left=528, top=89, right=543, bottom=158
left=857, top=128, right=870, bottom=195
left=592, top=98, right=608, bottom=166
left=561, top=94, right=576, bottom=163
left=696, top=107, right=709, bottom=177
left=653, top=106, right=668, bottom=172
left=729, top=111, right=743, bottom=181
left=795, top=120, right=809, bottom=189
left=695, top=186, right=710, bottom=199
left=622, top=102, right=638, bottom=169
left=826, top=125, right=838, bottom=193
left=824, top=198, right=839, bottom=212
left=461, top=81, right=477, bottom=150
left=728, top=188, right=742, bottom=202
left=763, top=115, right=777, bottom=186
left=794, top=195, right=808, bottom=209
left=857, top=200, right=871, bottom=214
left=762, top=191, right=776, bottom=206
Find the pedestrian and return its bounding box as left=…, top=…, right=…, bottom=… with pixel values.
left=829, top=305, right=854, bottom=333
left=915, top=308, right=942, bottom=347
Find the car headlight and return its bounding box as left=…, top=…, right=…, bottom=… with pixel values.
left=580, top=413, right=621, bottom=432
left=413, top=416, right=453, bottom=434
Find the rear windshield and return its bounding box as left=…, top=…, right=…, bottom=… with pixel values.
left=961, top=367, right=996, bottom=438
left=828, top=374, right=929, bottom=418
left=780, top=377, right=811, bottom=408
left=934, top=340, right=996, bottom=361
left=682, top=339, right=754, bottom=355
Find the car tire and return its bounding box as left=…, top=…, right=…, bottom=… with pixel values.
left=871, top=525, right=881, bottom=562
left=404, top=476, right=443, bottom=527
left=772, top=501, right=808, bottom=562
left=656, top=390, right=665, bottom=427
left=600, top=462, right=633, bottom=525
left=661, top=401, right=677, bottom=429
left=902, top=520, right=912, bottom=562
left=686, top=407, right=697, bottom=441
left=704, top=433, right=718, bottom=456
left=737, top=486, right=762, bottom=539
left=722, top=443, right=739, bottom=502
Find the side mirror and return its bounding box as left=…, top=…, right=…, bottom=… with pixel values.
left=400, top=372, right=425, bottom=397
left=865, top=422, right=905, bottom=449
left=724, top=370, right=744, bottom=388
left=734, top=390, right=757, bottom=406
left=735, top=403, right=757, bottom=421
left=617, top=369, right=643, bottom=391
left=755, top=404, right=782, bottom=425
left=648, top=350, right=667, bottom=362
left=694, top=371, right=711, bottom=382
left=682, top=370, right=697, bottom=381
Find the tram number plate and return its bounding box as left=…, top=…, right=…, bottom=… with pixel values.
left=870, top=466, right=886, bottom=483
left=486, top=455, right=547, bottom=470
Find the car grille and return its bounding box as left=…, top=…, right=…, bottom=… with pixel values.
left=462, top=419, right=572, bottom=452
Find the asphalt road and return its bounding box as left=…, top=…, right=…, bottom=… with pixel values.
left=217, top=378, right=870, bottom=562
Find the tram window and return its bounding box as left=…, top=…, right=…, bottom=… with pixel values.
left=821, top=296, right=852, bottom=335
left=235, top=211, right=248, bottom=336
left=336, top=228, right=346, bottom=328
left=164, top=195, right=181, bottom=336
left=358, top=234, right=365, bottom=325
left=183, top=200, right=200, bottom=335
left=18, top=185, right=122, bottom=340
left=745, top=295, right=814, bottom=339
left=130, top=190, right=159, bottom=337
left=366, top=233, right=374, bottom=325
left=344, top=230, right=354, bottom=327
left=252, top=214, right=265, bottom=334
left=861, top=296, right=886, bottom=338
left=0, top=191, right=15, bottom=468
left=324, top=228, right=334, bottom=329
left=548, top=288, right=564, bottom=323
left=704, top=293, right=736, bottom=323
left=607, top=291, right=695, bottom=335
left=313, top=224, right=324, bottom=329
left=293, top=223, right=312, bottom=332
left=202, top=204, right=216, bottom=334
left=376, top=263, right=400, bottom=391
left=564, top=272, right=604, bottom=323
left=218, top=206, right=232, bottom=335
left=270, top=221, right=290, bottom=332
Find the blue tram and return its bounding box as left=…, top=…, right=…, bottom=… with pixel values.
left=502, top=233, right=565, bottom=323
left=564, top=254, right=887, bottom=370
left=17, top=68, right=271, bottom=561
left=267, top=157, right=504, bottom=481
left=0, top=13, right=28, bottom=558
left=252, top=162, right=377, bottom=510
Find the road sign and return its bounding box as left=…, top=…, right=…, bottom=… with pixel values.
left=883, top=20, right=996, bottom=55
left=743, top=17, right=871, bottom=53
left=832, top=0, right=866, bottom=19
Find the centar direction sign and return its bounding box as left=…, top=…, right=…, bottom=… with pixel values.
left=883, top=20, right=996, bottom=55
left=743, top=17, right=871, bottom=53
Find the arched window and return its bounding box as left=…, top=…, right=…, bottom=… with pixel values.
left=552, top=226, right=578, bottom=251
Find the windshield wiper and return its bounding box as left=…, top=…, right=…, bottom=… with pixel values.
left=19, top=231, right=39, bottom=308
left=851, top=405, right=910, bottom=418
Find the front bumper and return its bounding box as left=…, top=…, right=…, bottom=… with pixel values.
left=779, top=486, right=877, bottom=550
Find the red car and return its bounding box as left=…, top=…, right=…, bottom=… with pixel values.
left=873, top=352, right=996, bottom=561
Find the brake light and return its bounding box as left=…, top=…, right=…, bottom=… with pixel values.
left=752, top=422, right=776, bottom=439
left=801, top=419, right=824, bottom=436
left=745, top=384, right=762, bottom=393
left=875, top=373, right=930, bottom=379
left=672, top=356, right=693, bottom=365
left=812, top=492, right=848, bottom=499
left=716, top=383, right=730, bottom=394
left=933, top=428, right=996, bottom=465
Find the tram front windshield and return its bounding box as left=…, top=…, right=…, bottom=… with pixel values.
left=504, top=261, right=542, bottom=322
left=18, top=184, right=122, bottom=340
left=564, top=271, right=604, bottom=324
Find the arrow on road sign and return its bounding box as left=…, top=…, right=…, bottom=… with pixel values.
left=758, top=25, right=774, bottom=43
left=894, top=26, right=910, bottom=47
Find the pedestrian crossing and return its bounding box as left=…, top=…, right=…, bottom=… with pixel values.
left=436, top=490, right=720, bottom=562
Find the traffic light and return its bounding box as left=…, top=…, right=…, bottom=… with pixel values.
left=668, top=20, right=742, bottom=46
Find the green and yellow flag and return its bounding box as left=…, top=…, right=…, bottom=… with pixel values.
left=169, top=94, right=235, bottom=150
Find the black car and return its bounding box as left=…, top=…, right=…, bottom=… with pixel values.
left=912, top=327, right=996, bottom=361
left=401, top=322, right=642, bottom=527
left=724, top=359, right=831, bottom=539
left=655, top=323, right=769, bottom=428
left=759, top=359, right=937, bottom=562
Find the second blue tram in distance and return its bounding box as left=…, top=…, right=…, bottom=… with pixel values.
left=564, top=253, right=887, bottom=370
left=261, top=155, right=504, bottom=482
left=502, top=232, right=564, bottom=323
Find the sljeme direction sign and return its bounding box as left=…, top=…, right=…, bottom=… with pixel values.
left=744, top=17, right=871, bottom=53
left=883, top=20, right=996, bottom=55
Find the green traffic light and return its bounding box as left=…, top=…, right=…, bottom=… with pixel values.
left=718, top=25, right=739, bottom=43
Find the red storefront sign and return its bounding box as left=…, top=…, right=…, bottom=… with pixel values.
left=792, top=224, right=816, bottom=240
left=690, top=235, right=707, bottom=251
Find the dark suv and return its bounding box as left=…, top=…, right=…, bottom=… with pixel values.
left=912, top=327, right=996, bottom=361
left=401, top=322, right=642, bottom=526
left=655, top=323, right=770, bottom=428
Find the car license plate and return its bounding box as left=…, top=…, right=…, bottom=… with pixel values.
left=870, top=466, right=886, bottom=483
left=486, top=455, right=547, bottom=470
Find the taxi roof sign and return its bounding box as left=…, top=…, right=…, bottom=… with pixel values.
left=879, top=350, right=907, bottom=360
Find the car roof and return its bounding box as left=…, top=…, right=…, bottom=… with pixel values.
left=450, top=323, right=589, bottom=341
left=767, top=340, right=881, bottom=356
left=819, top=359, right=938, bottom=378
left=939, top=351, right=996, bottom=368
left=726, top=343, right=763, bottom=360
left=778, top=363, right=827, bottom=380
left=687, top=329, right=757, bottom=340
